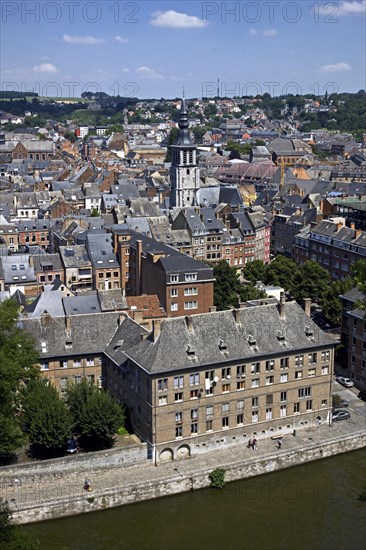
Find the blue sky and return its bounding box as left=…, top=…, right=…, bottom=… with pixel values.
left=1, top=1, right=365, bottom=98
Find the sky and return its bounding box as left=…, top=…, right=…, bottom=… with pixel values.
left=1, top=0, right=365, bottom=99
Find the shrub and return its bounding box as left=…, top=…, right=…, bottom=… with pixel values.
left=209, top=467, right=226, bottom=489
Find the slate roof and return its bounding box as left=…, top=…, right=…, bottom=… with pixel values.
left=98, top=289, right=128, bottom=312
left=22, top=311, right=124, bottom=359
left=124, top=301, right=336, bottom=374
left=59, top=245, right=91, bottom=268
left=63, top=293, right=101, bottom=316
left=32, top=253, right=63, bottom=273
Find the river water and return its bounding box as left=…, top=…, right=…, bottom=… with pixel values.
left=26, top=449, right=366, bottom=550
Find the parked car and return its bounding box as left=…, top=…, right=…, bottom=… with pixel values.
left=335, top=376, right=354, bottom=388
left=358, top=390, right=366, bottom=402
left=332, top=398, right=349, bottom=409
left=66, top=437, right=77, bottom=454
left=332, top=410, right=350, bottom=421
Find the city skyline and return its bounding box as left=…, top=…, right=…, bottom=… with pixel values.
left=1, top=1, right=365, bottom=98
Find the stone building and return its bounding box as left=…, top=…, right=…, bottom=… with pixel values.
left=106, top=297, right=335, bottom=463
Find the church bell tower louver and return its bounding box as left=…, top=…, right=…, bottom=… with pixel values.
left=169, top=99, right=200, bottom=209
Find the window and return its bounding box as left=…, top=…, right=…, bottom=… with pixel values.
left=309, top=368, right=316, bottom=377
left=237, top=414, right=244, bottom=425
left=170, top=274, right=179, bottom=282
left=40, top=362, right=49, bottom=371
left=159, top=396, right=167, bottom=406
left=280, top=405, right=287, bottom=417
left=158, top=378, right=168, bottom=392
left=252, top=378, right=259, bottom=388
left=184, top=301, right=198, bottom=310
left=237, top=400, right=244, bottom=411
left=184, top=287, right=198, bottom=296
left=174, top=376, right=184, bottom=389
left=175, top=426, right=183, bottom=438
left=191, top=409, right=198, bottom=421
left=171, top=303, right=178, bottom=311
left=237, top=381, right=245, bottom=390
left=222, top=417, right=229, bottom=428
left=190, top=389, right=199, bottom=399
left=86, top=358, right=94, bottom=366
left=295, top=371, right=303, bottom=380
left=237, top=365, right=245, bottom=378
left=87, top=374, right=95, bottom=385
left=206, top=405, right=213, bottom=417
left=321, top=351, right=330, bottom=362
left=190, top=373, right=200, bottom=386
left=280, top=373, right=288, bottom=383
left=280, top=391, right=287, bottom=402
left=252, top=410, right=258, bottom=422
left=191, top=423, right=198, bottom=434
left=170, top=288, right=178, bottom=297
left=308, top=353, right=317, bottom=365
left=266, top=408, right=273, bottom=420
left=306, top=400, right=313, bottom=411
left=294, top=403, right=300, bottom=413
left=298, top=387, right=311, bottom=399
left=265, top=360, right=274, bottom=372
left=60, top=377, right=68, bottom=389
left=266, top=376, right=274, bottom=385
left=295, top=355, right=304, bottom=367
left=222, top=403, right=230, bottom=414
left=222, top=367, right=231, bottom=380
left=206, top=420, right=213, bottom=431
left=61, top=361, right=68, bottom=369
left=73, top=360, right=81, bottom=368
left=251, top=362, right=260, bottom=374
left=175, top=392, right=183, bottom=402
left=185, top=273, right=197, bottom=281
left=252, top=397, right=258, bottom=407
left=321, top=366, right=329, bottom=375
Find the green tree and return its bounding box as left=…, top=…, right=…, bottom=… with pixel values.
left=0, top=299, right=39, bottom=463
left=90, top=207, right=100, bottom=217
left=290, top=260, right=330, bottom=303
left=0, top=499, right=40, bottom=550
left=265, top=255, right=298, bottom=290
left=22, top=379, right=72, bottom=458
left=66, top=380, right=124, bottom=450
left=321, top=278, right=353, bottom=326
left=239, top=283, right=267, bottom=302
left=351, top=259, right=366, bottom=294
left=213, top=260, right=241, bottom=310
left=243, top=259, right=267, bottom=284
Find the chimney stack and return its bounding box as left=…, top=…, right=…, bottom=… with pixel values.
left=350, top=222, right=355, bottom=230
left=152, top=319, right=162, bottom=342
left=185, top=315, right=193, bottom=332
left=303, top=298, right=311, bottom=317
left=279, top=292, right=286, bottom=318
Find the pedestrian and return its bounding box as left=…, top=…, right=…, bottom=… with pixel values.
left=84, top=478, right=92, bottom=492
left=277, top=438, right=282, bottom=449
left=252, top=438, right=257, bottom=451
left=247, top=438, right=252, bottom=449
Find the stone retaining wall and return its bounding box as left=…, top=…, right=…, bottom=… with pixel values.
left=9, top=431, right=366, bottom=525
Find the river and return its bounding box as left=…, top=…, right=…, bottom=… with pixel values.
left=25, top=449, right=366, bottom=550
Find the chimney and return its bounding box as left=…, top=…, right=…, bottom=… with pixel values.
left=278, top=292, right=286, bottom=319
left=152, top=319, right=162, bottom=342
left=303, top=298, right=311, bottom=317
left=233, top=308, right=241, bottom=323
left=136, top=239, right=143, bottom=295
left=65, top=316, right=71, bottom=332
left=350, top=222, right=355, bottom=230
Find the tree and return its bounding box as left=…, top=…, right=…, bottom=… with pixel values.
left=21, top=379, right=72, bottom=458
left=239, top=283, right=267, bottom=303
left=66, top=380, right=124, bottom=450
left=0, top=499, right=40, bottom=550
left=290, top=260, right=330, bottom=303
left=321, top=278, right=353, bottom=326
left=90, top=207, right=100, bottom=217
left=265, top=255, right=298, bottom=290
left=0, top=299, right=39, bottom=463
left=213, top=260, right=241, bottom=310
left=243, top=259, right=267, bottom=284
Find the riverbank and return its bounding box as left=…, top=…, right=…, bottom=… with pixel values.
left=2, top=408, right=366, bottom=525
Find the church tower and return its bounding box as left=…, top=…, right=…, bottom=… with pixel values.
left=169, top=99, right=200, bottom=208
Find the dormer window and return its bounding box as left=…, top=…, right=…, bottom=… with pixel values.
left=276, top=330, right=285, bottom=341
left=305, top=326, right=314, bottom=338
left=248, top=335, right=256, bottom=346
left=218, top=339, right=227, bottom=351
left=41, top=341, right=48, bottom=353
left=186, top=344, right=195, bottom=357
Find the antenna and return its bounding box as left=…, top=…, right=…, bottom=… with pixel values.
left=182, top=86, right=185, bottom=99
left=217, top=78, right=220, bottom=98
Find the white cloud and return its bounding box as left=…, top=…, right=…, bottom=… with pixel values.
left=122, top=68, right=130, bottom=73
left=150, top=10, right=207, bottom=28
left=32, top=63, right=59, bottom=74
left=63, top=34, right=104, bottom=45
left=136, top=66, right=164, bottom=79
left=327, top=0, right=366, bottom=15
left=115, top=35, right=128, bottom=43
left=249, top=28, right=258, bottom=35
left=319, top=62, right=351, bottom=72
left=262, top=29, right=278, bottom=36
